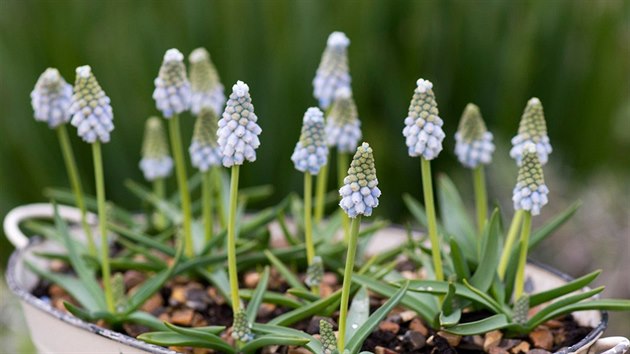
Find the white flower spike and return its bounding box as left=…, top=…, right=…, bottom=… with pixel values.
left=454, top=103, right=495, bottom=168
left=189, top=47, right=225, bottom=116
left=326, top=87, right=362, bottom=153
left=313, top=31, right=351, bottom=109
left=402, top=79, right=445, bottom=160
left=153, top=49, right=191, bottom=118
left=189, top=107, right=222, bottom=172
left=31, top=68, right=73, bottom=128
left=291, top=107, right=328, bottom=174
left=139, top=117, right=173, bottom=181
left=512, top=144, right=549, bottom=215
left=510, top=97, right=552, bottom=166
left=217, top=81, right=262, bottom=167
left=339, top=142, right=381, bottom=218
left=69, top=66, right=114, bottom=143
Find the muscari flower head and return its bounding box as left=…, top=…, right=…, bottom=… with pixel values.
left=454, top=103, right=495, bottom=168
left=326, top=87, right=362, bottom=153
left=510, top=97, right=552, bottom=166
left=188, top=47, right=225, bottom=116
left=313, top=31, right=351, bottom=109
left=139, top=117, right=173, bottom=181
left=31, top=68, right=73, bottom=128
left=291, top=107, right=328, bottom=174
left=402, top=79, right=445, bottom=160
left=512, top=145, right=549, bottom=216
left=153, top=49, right=191, bottom=118
left=231, top=310, right=254, bottom=343
left=319, top=319, right=337, bottom=354
left=217, top=81, right=262, bottom=167
left=339, top=142, right=381, bottom=218
left=305, top=256, right=323, bottom=288
left=189, top=107, right=222, bottom=172
left=69, top=66, right=114, bottom=143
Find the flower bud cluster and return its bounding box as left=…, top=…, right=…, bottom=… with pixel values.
left=139, top=117, right=173, bottom=181
left=402, top=79, right=445, bottom=160
left=454, top=103, right=495, bottom=168
left=189, top=47, right=225, bottom=116
left=510, top=97, right=552, bottom=166
left=189, top=108, right=222, bottom=172
left=291, top=107, right=328, bottom=174
left=31, top=68, right=73, bottom=128
left=339, top=142, right=381, bottom=218
left=313, top=32, right=351, bottom=109
left=69, top=66, right=114, bottom=143
left=512, top=145, right=549, bottom=215
left=325, top=87, right=362, bottom=153
left=231, top=310, right=254, bottom=342
left=153, top=49, right=191, bottom=118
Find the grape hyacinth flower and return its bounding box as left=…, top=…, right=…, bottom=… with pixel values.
left=69, top=65, right=115, bottom=312
left=153, top=49, right=191, bottom=118
left=339, top=142, right=381, bottom=218
left=512, top=146, right=548, bottom=300
left=31, top=68, right=72, bottom=128
left=326, top=87, right=362, bottom=153
left=402, top=79, right=445, bottom=160
left=402, top=78, right=445, bottom=282
left=510, top=97, right=552, bottom=166
left=154, top=48, right=194, bottom=257
left=189, top=47, right=225, bottom=116
left=217, top=80, right=262, bottom=167
left=319, top=320, right=337, bottom=354
left=219, top=80, right=262, bottom=314
left=454, top=103, right=495, bottom=168
left=69, top=66, right=114, bottom=143
left=313, top=31, right=351, bottom=109
left=337, top=142, right=380, bottom=352
left=31, top=68, right=97, bottom=257
left=190, top=107, right=222, bottom=243
left=305, top=256, right=323, bottom=288
left=231, top=310, right=254, bottom=343
left=455, top=103, right=495, bottom=233
left=291, top=107, right=328, bottom=174
left=139, top=117, right=173, bottom=181
left=190, top=108, right=222, bottom=172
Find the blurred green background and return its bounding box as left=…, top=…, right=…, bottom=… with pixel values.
left=1, top=0, right=628, bottom=343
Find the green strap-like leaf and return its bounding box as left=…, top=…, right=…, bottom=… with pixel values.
left=529, top=270, right=601, bottom=307
left=138, top=331, right=234, bottom=353
left=239, top=335, right=310, bottom=352
left=264, top=249, right=307, bottom=291
left=526, top=286, right=605, bottom=331
left=469, top=209, right=501, bottom=292
left=443, top=314, right=509, bottom=335
left=246, top=266, right=270, bottom=324
left=239, top=289, right=303, bottom=309
left=437, top=175, right=476, bottom=257
left=345, top=286, right=370, bottom=343
left=529, top=201, right=581, bottom=250
left=253, top=323, right=323, bottom=354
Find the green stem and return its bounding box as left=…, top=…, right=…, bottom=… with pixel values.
left=337, top=215, right=361, bottom=353
left=168, top=115, right=193, bottom=257
left=498, top=209, right=524, bottom=280
left=314, top=161, right=329, bottom=223
left=303, top=172, right=319, bottom=295
left=91, top=142, right=114, bottom=313
left=337, top=151, right=350, bottom=244
left=421, top=158, right=444, bottom=282
left=56, top=125, right=97, bottom=258
left=473, top=166, right=488, bottom=236
left=202, top=170, right=214, bottom=244
left=153, top=178, right=166, bottom=230
left=214, top=168, right=226, bottom=230
left=227, top=165, right=241, bottom=313
left=513, top=211, right=532, bottom=300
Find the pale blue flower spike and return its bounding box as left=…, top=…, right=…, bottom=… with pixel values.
left=454, top=103, right=495, bottom=168
left=189, top=47, right=225, bottom=116
left=69, top=66, right=114, bottom=144
left=402, top=79, right=445, bottom=160
left=217, top=81, right=262, bottom=167
left=339, top=142, right=381, bottom=218
left=189, top=108, right=222, bottom=172
left=153, top=49, right=191, bottom=118
left=291, top=107, right=328, bottom=174
left=512, top=144, right=549, bottom=215
left=325, top=87, right=362, bottom=153
left=313, top=31, right=351, bottom=109
left=510, top=97, right=552, bottom=166
left=31, top=68, right=73, bottom=129
left=139, top=117, right=173, bottom=181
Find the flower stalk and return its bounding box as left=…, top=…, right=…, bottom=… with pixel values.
left=314, top=162, right=329, bottom=223
left=337, top=214, right=361, bottom=352
left=202, top=169, right=214, bottom=243
left=421, top=158, right=444, bottom=282
left=514, top=211, right=532, bottom=300
left=498, top=210, right=524, bottom=280
left=472, top=166, right=488, bottom=235
left=337, top=150, right=350, bottom=244
left=227, top=165, right=241, bottom=313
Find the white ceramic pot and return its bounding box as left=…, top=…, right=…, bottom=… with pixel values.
left=4, top=204, right=629, bottom=354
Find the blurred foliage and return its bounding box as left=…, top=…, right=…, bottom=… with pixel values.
left=1, top=0, right=629, bottom=254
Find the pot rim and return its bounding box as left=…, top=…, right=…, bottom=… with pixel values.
left=6, top=238, right=608, bottom=354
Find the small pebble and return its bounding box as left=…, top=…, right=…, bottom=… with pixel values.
left=529, top=328, right=553, bottom=350
left=527, top=350, right=551, bottom=354
left=404, top=330, right=426, bottom=350
left=374, top=346, right=397, bottom=354
left=399, top=310, right=418, bottom=322
left=437, top=331, right=462, bottom=347
left=171, top=308, right=195, bottom=326
left=169, top=286, right=187, bottom=306
left=140, top=293, right=164, bottom=313
left=484, top=330, right=503, bottom=351
left=511, top=341, right=531, bottom=354
left=489, top=347, right=510, bottom=354
left=123, top=270, right=146, bottom=289
left=379, top=321, right=400, bottom=334
left=409, top=317, right=429, bottom=336
left=244, top=271, right=260, bottom=288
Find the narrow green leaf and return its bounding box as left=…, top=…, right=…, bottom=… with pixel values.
left=240, top=335, right=310, bottom=352
left=462, top=279, right=507, bottom=315
left=253, top=323, right=323, bottom=354
left=406, top=279, right=501, bottom=315
left=287, top=287, right=319, bottom=302
left=269, top=289, right=344, bottom=326
left=198, top=268, right=233, bottom=307
left=526, top=286, right=605, bottom=330
left=109, top=223, right=175, bottom=256
left=264, top=250, right=307, bottom=291
left=346, top=286, right=370, bottom=343
left=437, top=175, right=476, bottom=255
left=529, top=201, right=581, bottom=250
left=529, top=270, right=602, bottom=307
left=246, top=267, right=270, bottom=324
left=449, top=238, right=470, bottom=281
left=439, top=309, right=462, bottom=328
left=240, top=289, right=303, bottom=309
left=345, top=282, right=409, bottom=354
left=125, top=179, right=182, bottom=223
left=164, top=322, right=228, bottom=343
left=444, top=314, right=509, bottom=335
left=138, top=331, right=234, bottom=353
left=125, top=311, right=170, bottom=331
left=44, top=188, right=136, bottom=227
left=470, top=209, right=501, bottom=292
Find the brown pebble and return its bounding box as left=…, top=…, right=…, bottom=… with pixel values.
left=472, top=335, right=484, bottom=348
left=484, top=330, right=503, bottom=351
left=499, top=339, right=521, bottom=351
left=244, top=271, right=260, bottom=288
left=287, top=347, right=311, bottom=354
left=49, top=284, right=67, bottom=298
left=258, top=302, right=277, bottom=318
left=192, top=313, right=207, bottom=327
left=511, top=341, right=530, bottom=354
left=529, top=328, right=553, bottom=350
left=53, top=296, right=71, bottom=312
left=123, top=270, right=146, bottom=289
left=169, top=286, right=187, bottom=305
left=437, top=331, right=462, bottom=347
left=123, top=323, right=150, bottom=337
left=158, top=312, right=170, bottom=322
left=527, top=350, right=551, bottom=354
left=140, top=293, right=163, bottom=313
left=320, top=283, right=334, bottom=298
left=207, top=286, right=226, bottom=305
left=399, top=310, right=418, bottom=322
left=192, top=348, right=212, bottom=354
left=378, top=320, right=400, bottom=334
left=489, top=347, right=509, bottom=354
left=322, top=272, right=338, bottom=286
left=375, top=346, right=397, bottom=354
left=405, top=330, right=427, bottom=350
left=544, top=319, right=563, bottom=329
left=400, top=270, right=416, bottom=279
left=409, top=317, right=429, bottom=336
left=49, top=259, right=67, bottom=272
left=171, top=309, right=195, bottom=326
